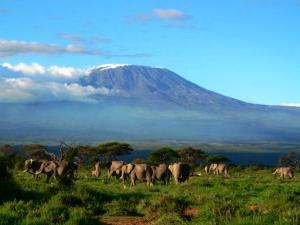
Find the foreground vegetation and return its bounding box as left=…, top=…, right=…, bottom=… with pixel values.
left=0, top=166, right=300, bottom=225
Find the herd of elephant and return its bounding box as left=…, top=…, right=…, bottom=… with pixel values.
left=23, top=159, right=294, bottom=187
left=23, top=159, right=79, bottom=183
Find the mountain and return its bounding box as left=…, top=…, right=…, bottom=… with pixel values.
left=1, top=64, right=300, bottom=144
left=80, top=65, right=246, bottom=108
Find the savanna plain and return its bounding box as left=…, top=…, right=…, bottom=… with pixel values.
left=1, top=165, right=300, bottom=225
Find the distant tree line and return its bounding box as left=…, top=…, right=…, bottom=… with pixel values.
left=2, top=141, right=299, bottom=174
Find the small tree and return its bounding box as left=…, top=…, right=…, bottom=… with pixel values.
left=176, top=147, right=207, bottom=165
left=21, top=144, right=53, bottom=160
left=148, top=147, right=178, bottom=164
left=207, top=155, right=231, bottom=164
left=77, top=145, right=96, bottom=162
left=96, top=142, right=133, bottom=162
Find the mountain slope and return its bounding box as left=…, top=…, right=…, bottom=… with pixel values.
left=0, top=64, right=300, bottom=143
left=79, top=65, right=247, bottom=109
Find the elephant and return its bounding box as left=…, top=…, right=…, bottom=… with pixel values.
left=273, top=167, right=293, bottom=179
left=91, top=162, right=101, bottom=178
left=130, top=164, right=153, bottom=188
left=168, top=162, right=190, bottom=184
left=208, top=163, right=218, bottom=174
left=108, top=161, right=124, bottom=179
left=35, top=160, right=78, bottom=183
left=209, top=163, right=229, bottom=177
left=151, top=164, right=170, bottom=184
left=23, top=159, right=46, bottom=179
left=120, top=163, right=135, bottom=188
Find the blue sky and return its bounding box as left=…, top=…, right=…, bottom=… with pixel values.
left=0, top=0, right=299, bottom=105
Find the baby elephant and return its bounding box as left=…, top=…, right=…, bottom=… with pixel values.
left=273, top=167, right=293, bottom=179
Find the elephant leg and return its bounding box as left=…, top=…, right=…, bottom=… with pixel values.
left=130, top=174, right=136, bottom=187
left=122, top=175, right=127, bottom=189
left=147, top=178, right=153, bottom=188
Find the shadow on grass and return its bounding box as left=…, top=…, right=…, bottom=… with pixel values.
left=0, top=179, right=51, bottom=205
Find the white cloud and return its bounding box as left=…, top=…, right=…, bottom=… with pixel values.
left=0, top=77, right=118, bottom=103
left=2, top=62, right=90, bottom=78
left=0, top=39, right=99, bottom=57
left=58, top=33, right=111, bottom=45
left=129, top=8, right=192, bottom=28
left=282, top=103, right=300, bottom=108
left=2, top=62, right=45, bottom=75
left=0, top=78, right=38, bottom=102
left=152, top=8, right=190, bottom=21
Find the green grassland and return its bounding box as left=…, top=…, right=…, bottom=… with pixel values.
left=1, top=167, right=300, bottom=225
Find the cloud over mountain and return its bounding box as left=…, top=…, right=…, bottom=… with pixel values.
left=0, top=63, right=119, bottom=102
left=2, top=62, right=90, bottom=78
